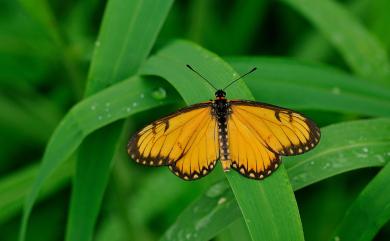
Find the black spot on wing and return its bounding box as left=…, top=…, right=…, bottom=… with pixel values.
left=168, top=159, right=217, bottom=181
left=281, top=117, right=321, bottom=156
left=230, top=155, right=281, bottom=180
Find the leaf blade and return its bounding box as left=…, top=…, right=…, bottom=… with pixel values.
left=18, top=76, right=178, bottom=241
left=141, top=40, right=305, bottom=241
left=229, top=57, right=390, bottom=117
left=332, top=162, right=390, bottom=241
left=282, top=0, right=390, bottom=84
left=66, top=0, right=174, bottom=240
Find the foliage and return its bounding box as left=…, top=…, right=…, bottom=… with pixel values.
left=0, top=0, right=389, bottom=241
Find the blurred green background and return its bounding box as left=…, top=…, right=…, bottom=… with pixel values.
left=1, top=0, right=390, bottom=241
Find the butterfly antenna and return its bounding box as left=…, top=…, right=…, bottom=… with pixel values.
left=186, top=65, right=218, bottom=90
left=222, top=67, right=257, bottom=91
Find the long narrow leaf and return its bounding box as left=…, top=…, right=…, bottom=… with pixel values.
left=18, top=77, right=178, bottom=241
left=331, top=162, right=390, bottom=241
left=282, top=0, right=390, bottom=84
left=0, top=160, right=73, bottom=224
left=85, top=0, right=173, bottom=96
left=229, top=57, right=390, bottom=116
left=66, top=0, right=174, bottom=240
left=141, top=40, right=305, bottom=241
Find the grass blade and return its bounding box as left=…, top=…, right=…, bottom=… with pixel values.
left=161, top=118, right=390, bottom=240
left=282, top=0, right=390, bottom=84
left=229, top=57, right=390, bottom=116
left=66, top=0, right=174, bottom=240
left=67, top=122, right=123, bottom=241
left=17, top=0, right=62, bottom=45
left=141, top=40, right=305, bottom=241
left=0, top=160, right=73, bottom=224
left=18, top=76, right=178, bottom=241
left=285, top=118, right=390, bottom=189
left=85, top=0, right=173, bottom=96
left=332, top=163, right=390, bottom=241
left=161, top=181, right=239, bottom=241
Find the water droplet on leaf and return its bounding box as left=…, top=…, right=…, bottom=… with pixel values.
left=152, top=87, right=167, bottom=100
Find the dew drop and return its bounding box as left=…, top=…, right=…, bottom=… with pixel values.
left=95, top=41, right=101, bottom=47
left=98, top=115, right=102, bottom=120
left=206, top=182, right=229, bottom=198
left=105, top=102, right=110, bottom=107
left=331, top=33, right=343, bottom=43
left=334, top=236, right=340, bottom=241
left=132, top=102, right=138, bottom=107
left=310, top=161, right=315, bottom=165
left=362, top=147, right=368, bottom=153
left=91, top=105, right=96, bottom=111
left=292, top=176, right=299, bottom=182
left=375, top=154, right=385, bottom=164
left=107, top=113, right=111, bottom=118
left=140, top=93, right=145, bottom=99
left=126, top=107, right=132, bottom=112
left=331, top=87, right=341, bottom=95
left=323, top=163, right=331, bottom=169
left=152, top=87, right=167, bottom=100
left=217, top=197, right=227, bottom=205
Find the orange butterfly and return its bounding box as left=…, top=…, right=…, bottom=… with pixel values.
left=127, top=65, right=320, bottom=180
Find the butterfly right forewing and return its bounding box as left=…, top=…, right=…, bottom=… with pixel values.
left=227, top=100, right=320, bottom=179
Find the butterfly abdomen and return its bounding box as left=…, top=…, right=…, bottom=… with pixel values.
left=213, top=99, right=231, bottom=172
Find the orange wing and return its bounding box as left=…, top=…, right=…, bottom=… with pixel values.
left=228, top=100, right=320, bottom=179
left=127, top=103, right=219, bottom=180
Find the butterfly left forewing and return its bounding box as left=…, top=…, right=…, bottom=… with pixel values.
left=128, top=102, right=219, bottom=180
left=128, top=103, right=210, bottom=165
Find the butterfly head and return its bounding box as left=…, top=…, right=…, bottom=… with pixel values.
left=215, top=89, right=226, bottom=99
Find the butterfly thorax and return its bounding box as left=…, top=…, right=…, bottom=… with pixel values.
left=212, top=97, right=232, bottom=172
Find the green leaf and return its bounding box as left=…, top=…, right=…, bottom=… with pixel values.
left=161, top=118, right=390, bottom=240
left=141, top=40, right=304, bottom=241
left=281, top=0, right=390, bottom=84
left=17, top=0, right=84, bottom=97
left=17, top=0, right=62, bottom=45
left=85, top=0, right=174, bottom=96
left=0, top=94, right=60, bottom=144
left=66, top=0, right=174, bottom=240
left=285, top=118, right=390, bottom=188
left=161, top=181, right=240, bottom=241
left=18, top=76, right=179, bottom=241
left=229, top=57, right=390, bottom=116
left=217, top=217, right=252, bottom=241
left=369, top=0, right=390, bottom=50
left=67, top=122, right=123, bottom=241
left=0, top=160, right=73, bottom=224
left=331, top=162, right=390, bottom=241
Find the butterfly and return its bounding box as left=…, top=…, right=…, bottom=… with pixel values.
left=127, top=65, right=320, bottom=180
